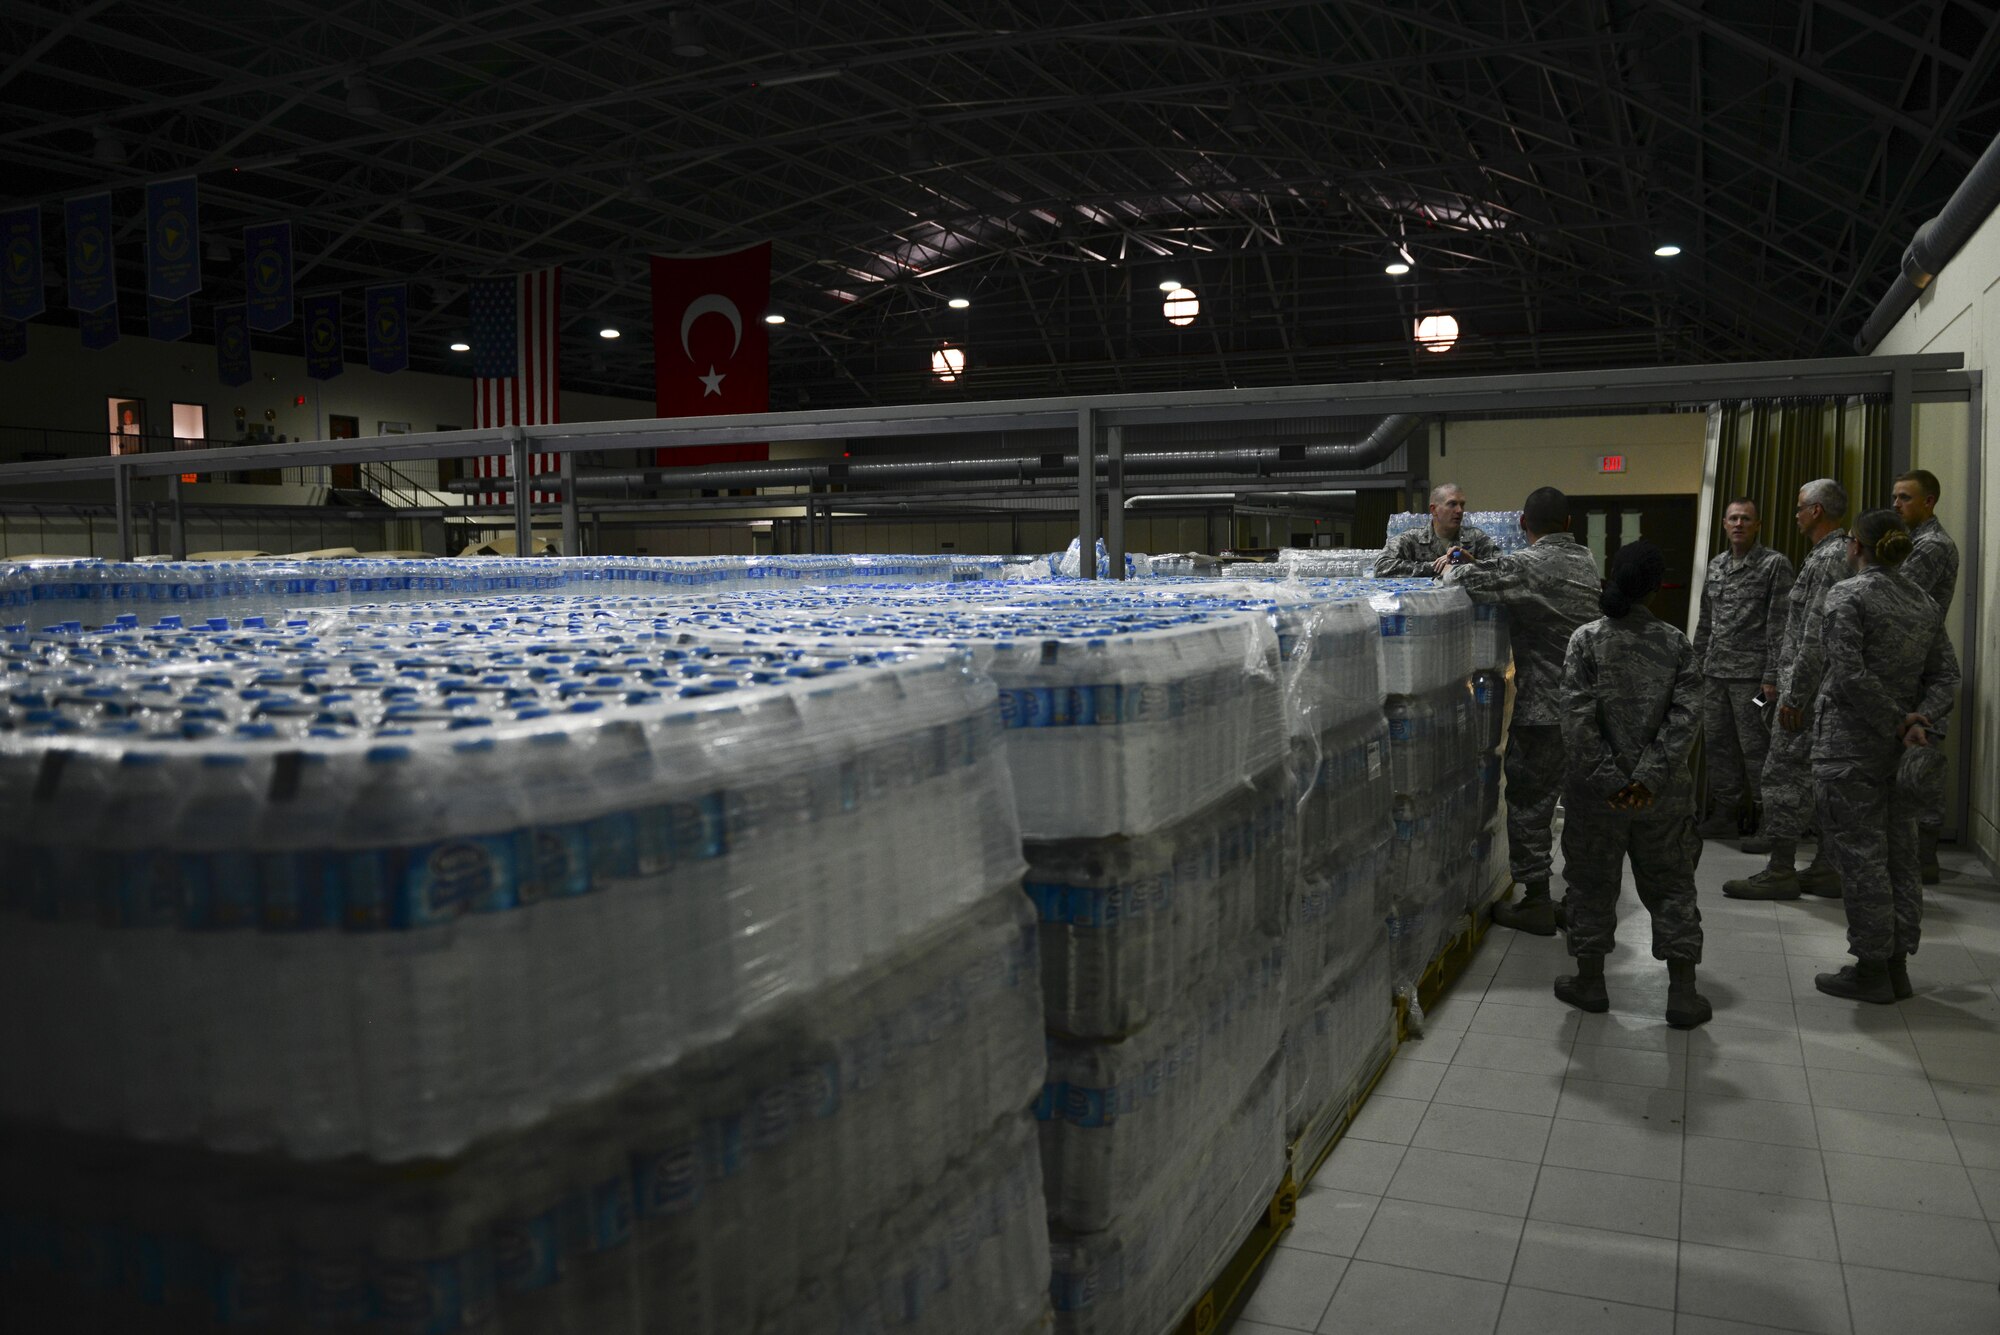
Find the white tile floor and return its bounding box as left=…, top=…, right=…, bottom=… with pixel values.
left=1231, top=839, right=2000, bottom=1335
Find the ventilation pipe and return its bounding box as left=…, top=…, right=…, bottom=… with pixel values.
left=448, top=413, right=1425, bottom=495
left=1855, top=130, right=2000, bottom=354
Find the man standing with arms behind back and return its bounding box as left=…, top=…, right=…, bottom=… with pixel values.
left=1890, top=469, right=1961, bottom=884
left=1693, top=499, right=1794, bottom=838
left=1725, top=478, right=1850, bottom=901
left=1446, top=485, right=1602, bottom=934
left=1375, top=482, right=1500, bottom=577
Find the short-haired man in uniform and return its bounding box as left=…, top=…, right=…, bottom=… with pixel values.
left=1375, top=482, right=1499, bottom=577
left=1446, top=485, right=1602, bottom=933
left=1692, top=499, right=1794, bottom=838
left=1890, top=468, right=1961, bottom=884
left=1724, top=478, right=1850, bottom=901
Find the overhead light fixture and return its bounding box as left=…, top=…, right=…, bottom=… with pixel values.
left=1414, top=313, right=1459, bottom=353
left=1384, top=261, right=1411, bottom=276
left=598, top=327, right=621, bottom=339
left=931, top=343, right=966, bottom=383
left=947, top=297, right=970, bottom=310
left=92, top=127, right=127, bottom=167
left=1158, top=279, right=1182, bottom=292
left=398, top=209, right=425, bottom=235
left=345, top=74, right=382, bottom=118
left=1654, top=243, right=1682, bottom=257
left=668, top=8, right=707, bottom=58
left=1163, top=287, right=1200, bottom=327
left=764, top=313, right=786, bottom=324
left=449, top=341, right=470, bottom=352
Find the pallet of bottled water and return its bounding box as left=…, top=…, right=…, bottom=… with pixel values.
left=1027, top=767, right=1293, bottom=1040
left=1285, top=946, right=1395, bottom=1144
left=0, top=614, right=1026, bottom=1162
left=0, top=897, right=1051, bottom=1334
left=1368, top=580, right=1474, bottom=696
left=1037, top=941, right=1284, bottom=1235
left=0, top=554, right=1022, bottom=631
left=1048, top=1058, right=1285, bottom=1335
left=1269, top=548, right=1380, bottom=579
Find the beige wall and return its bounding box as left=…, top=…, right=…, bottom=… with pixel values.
left=1875, top=208, right=1998, bottom=867
left=1430, top=413, right=1707, bottom=509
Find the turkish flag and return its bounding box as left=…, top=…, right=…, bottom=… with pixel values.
left=651, top=242, right=771, bottom=467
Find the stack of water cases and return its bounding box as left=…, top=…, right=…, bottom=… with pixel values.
left=1368, top=579, right=1489, bottom=993
left=0, top=604, right=1052, bottom=1334
left=608, top=583, right=1294, bottom=1335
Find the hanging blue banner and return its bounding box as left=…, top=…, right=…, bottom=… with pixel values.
left=148, top=294, right=191, bottom=342
left=244, top=220, right=293, bottom=332
left=216, top=302, right=252, bottom=386
left=81, top=300, right=120, bottom=351
left=145, top=178, right=200, bottom=301
left=0, top=318, right=25, bottom=363
left=1, top=206, right=44, bottom=321
left=65, top=192, right=115, bottom=313
left=304, top=290, right=344, bottom=380
left=365, top=282, right=408, bottom=374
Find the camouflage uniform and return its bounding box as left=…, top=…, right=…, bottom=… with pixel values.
left=1813, top=567, right=1960, bottom=960
left=1446, top=532, right=1601, bottom=883
left=1757, top=528, right=1849, bottom=841
left=1898, top=516, right=1960, bottom=834
left=1374, top=522, right=1499, bottom=577
left=1559, top=609, right=1705, bottom=961
left=1692, top=543, right=1794, bottom=812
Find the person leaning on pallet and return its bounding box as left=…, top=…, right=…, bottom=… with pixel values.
left=1889, top=468, right=1961, bottom=884
left=1551, top=541, right=1712, bottom=1028
left=1723, top=478, right=1850, bottom=901
left=1444, top=485, right=1601, bottom=935
left=1809, top=509, right=1959, bottom=1004
left=1372, top=481, right=1499, bottom=577
left=1691, top=497, right=1795, bottom=840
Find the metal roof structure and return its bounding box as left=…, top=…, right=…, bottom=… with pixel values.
left=6, top=0, right=1999, bottom=405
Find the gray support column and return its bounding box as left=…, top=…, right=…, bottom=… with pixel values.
left=1955, top=370, right=1982, bottom=845
left=1076, top=406, right=1098, bottom=579
left=1105, top=424, right=1125, bottom=579
left=1891, top=364, right=1914, bottom=480
left=167, top=474, right=187, bottom=561
left=559, top=451, right=580, bottom=557
left=510, top=429, right=532, bottom=556
left=112, top=461, right=133, bottom=562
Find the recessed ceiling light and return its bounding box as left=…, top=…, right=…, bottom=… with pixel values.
left=598, top=327, right=620, bottom=339
left=449, top=341, right=470, bottom=352
left=948, top=297, right=971, bottom=309
left=1384, top=261, right=1411, bottom=276
left=1654, top=243, right=1682, bottom=257
left=764, top=313, right=786, bottom=325
left=1158, top=279, right=1181, bottom=292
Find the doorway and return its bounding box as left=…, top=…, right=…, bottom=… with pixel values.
left=328, top=415, right=360, bottom=489
left=1566, top=493, right=1700, bottom=630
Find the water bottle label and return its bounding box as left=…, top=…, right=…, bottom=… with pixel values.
left=1062, top=1083, right=1113, bottom=1127
left=702, top=1112, right=745, bottom=1182
left=259, top=852, right=335, bottom=930
left=212, top=1251, right=289, bottom=1324
left=586, top=811, right=639, bottom=879
left=1381, top=613, right=1408, bottom=636
left=525, top=825, right=590, bottom=899
left=399, top=834, right=513, bottom=925
left=336, top=853, right=391, bottom=930
left=585, top=1173, right=634, bottom=1252
left=792, top=1059, right=840, bottom=1121
left=633, top=1140, right=703, bottom=1217
left=669, top=795, right=726, bottom=861
left=301, top=1253, right=375, bottom=1322
left=181, top=852, right=259, bottom=929
left=375, top=1256, right=465, bottom=1335
left=493, top=1210, right=563, bottom=1293
left=107, top=855, right=182, bottom=927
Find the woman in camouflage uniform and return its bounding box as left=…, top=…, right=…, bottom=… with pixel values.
left=1552, top=541, right=1712, bottom=1029
left=1811, top=509, right=1960, bottom=1005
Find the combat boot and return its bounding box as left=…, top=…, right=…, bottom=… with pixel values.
left=1554, top=954, right=1609, bottom=1013
left=1665, top=959, right=1713, bottom=1029
left=1722, top=867, right=1799, bottom=900
left=1814, top=960, right=1896, bottom=1005
left=1919, top=829, right=1941, bottom=885
left=1493, top=881, right=1557, bottom=936
left=1795, top=856, right=1842, bottom=898
left=1888, top=954, right=1914, bottom=1000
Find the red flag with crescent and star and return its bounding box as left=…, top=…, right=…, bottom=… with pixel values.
left=650, top=242, right=771, bottom=466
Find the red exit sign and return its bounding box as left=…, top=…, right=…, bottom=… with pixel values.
left=1598, top=454, right=1627, bottom=473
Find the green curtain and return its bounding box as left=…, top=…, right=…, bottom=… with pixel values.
left=1707, top=396, right=1891, bottom=567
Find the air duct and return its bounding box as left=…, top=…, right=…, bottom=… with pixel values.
left=447, top=414, right=1424, bottom=496
left=1855, top=129, right=2000, bottom=354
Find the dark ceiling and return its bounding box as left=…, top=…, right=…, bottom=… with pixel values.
left=6, top=0, right=1999, bottom=409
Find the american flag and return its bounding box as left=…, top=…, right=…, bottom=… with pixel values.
left=470, top=267, right=561, bottom=504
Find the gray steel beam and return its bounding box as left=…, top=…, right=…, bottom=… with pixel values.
left=1077, top=407, right=1098, bottom=580
left=112, top=460, right=132, bottom=563
left=510, top=430, right=532, bottom=557
left=560, top=451, right=580, bottom=557
left=166, top=475, right=186, bottom=561
left=1105, top=425, right=1126, bottom=581
left=1956, top=370, right=1982, bottom=848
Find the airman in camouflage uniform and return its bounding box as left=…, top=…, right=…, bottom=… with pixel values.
left=1692, top=499, right=1794, bottom=836
left=1891, top=469, right=1962, bottom=883
left=1723, top=479, right=1849, bottom=901
left=1810, top=510, right=1960, bottom=1005
left=1445, top=486, right=1601, bottom=934
left=1375, top=482, right=1499, bottom=577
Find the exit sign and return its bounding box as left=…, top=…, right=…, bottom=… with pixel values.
left=1598, top=454, right=1627, bottom=474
